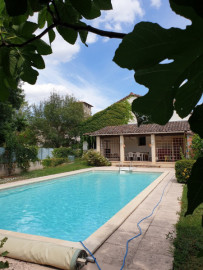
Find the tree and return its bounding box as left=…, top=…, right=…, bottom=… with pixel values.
left=28, top=92, right=84, bottom=147
left=0, top=87, right=24, bottom=146
left=190, top=134, right=203, bottom=160
left=0, top=0, right=202, bottom=215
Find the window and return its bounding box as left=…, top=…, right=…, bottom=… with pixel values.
left=139, top=136, right=146, bottom=146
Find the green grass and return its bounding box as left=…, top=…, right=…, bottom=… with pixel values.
left=173, top=185, right=203, bottom=270
left=0, top=159, right=91, bottom=185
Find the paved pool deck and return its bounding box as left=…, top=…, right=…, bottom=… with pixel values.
left=84, top=168, right=182, bottom=270
left=2, top=168, right=183, bottom=270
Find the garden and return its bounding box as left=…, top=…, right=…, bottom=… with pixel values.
left=173, top=134, right=203, bottom=269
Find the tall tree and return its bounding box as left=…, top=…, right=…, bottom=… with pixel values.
left=29, top=92, right=84, bottom=147
left=0, top=87, right=24, bottom=146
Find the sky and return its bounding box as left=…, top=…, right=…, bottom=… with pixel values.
left=23, top=0, right=201, bottom=114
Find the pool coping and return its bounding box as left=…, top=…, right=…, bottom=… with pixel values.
left=0, top=167, right=169, bottom=253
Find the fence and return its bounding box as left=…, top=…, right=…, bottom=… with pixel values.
left=0, top=147, right=54, bottom=162
left=37, top=148, right=54, bottom=160
left=0, top=147, right=54, bottom=176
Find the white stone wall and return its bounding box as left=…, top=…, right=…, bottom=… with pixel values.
left=0, top=162, right=43, bottom=177
left=126, top=96, right=138, bottom=124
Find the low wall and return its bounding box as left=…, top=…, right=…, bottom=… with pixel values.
left=0, top=162, right=43, bottom=177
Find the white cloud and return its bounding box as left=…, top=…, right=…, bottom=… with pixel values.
left=150, top=0, right=161, bottom=9
left=43, top=33, right=80, bottom=65
left=86, top=33, right=98, bottom=44
left=23, top=65, right=114, bottom=114
left=93, top=0, right=144, bottom=32
left=23, top=82, right=112, bottom=114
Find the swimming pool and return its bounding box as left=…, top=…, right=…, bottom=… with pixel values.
left=0, top=170, right=161, bottom=242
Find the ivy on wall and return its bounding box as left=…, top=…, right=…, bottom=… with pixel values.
left=80, top=100, right=133, bottom=145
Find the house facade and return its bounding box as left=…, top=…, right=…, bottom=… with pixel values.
left=80, top=101, right=93, bottom=118
left=86, top=121, right=192, bottom=165
left=84, top=92, right=192, bottom=165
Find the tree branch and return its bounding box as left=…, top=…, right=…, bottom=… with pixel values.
left=0, top=24, right=56, bottom=48
left=0, top=21, right=126, bottom=48
left=51, top=0, right=60, bottom=21
left=58, top=22, right=126, bottom=39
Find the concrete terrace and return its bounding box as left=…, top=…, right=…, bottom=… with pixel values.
left=2, top=168, right=182, bottom=270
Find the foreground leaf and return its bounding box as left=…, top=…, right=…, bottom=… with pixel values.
left=70, top=0, right=101, bottom=19
left=132, top=89, right=174, bottom=124
left=114, top=21, right=203, bottom=124
left=170, top=0, right=203, bottom=22
left=189, top=104, right=203, bottom=138
left=48, top=29, right=55, bottom=44
left=197, top=248, right=203, bottom=258
left=78, top=22, right=88, bottom=44
left=57, top=26, right=77, bottom=45
left=33, top=39, right=52, bottom=55
left=113, top=22, right=188, bottom=70
left=20, top=64, right=39, bottom=85
left=5, top=0, right=27, bottom=16
left=0, top=261, right=9, bottom=269
left=94, top=0, right=112, bottom=10
left=185, top=157, right=203, bottom=216
left=0, top=252, right=8, bottom=257
left=174, top=55, right=203, bottom=118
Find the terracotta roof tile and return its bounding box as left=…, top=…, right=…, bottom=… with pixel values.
left=86, top=121, right=191, bottom=136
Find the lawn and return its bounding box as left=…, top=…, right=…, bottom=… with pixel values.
left=173, top=185, right=203, bottom=270
left=0, top=159, right=91, bottom=185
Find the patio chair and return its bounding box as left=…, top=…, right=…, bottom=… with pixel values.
left=128, top=152, right=134, bottom=161
left=136, top=152, right=142, bottom=161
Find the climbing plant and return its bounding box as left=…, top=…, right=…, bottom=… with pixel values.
left=80, top=100, right=133, bottom=135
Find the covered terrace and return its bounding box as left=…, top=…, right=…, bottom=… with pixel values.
left=85, top=121, right=192, bottom=166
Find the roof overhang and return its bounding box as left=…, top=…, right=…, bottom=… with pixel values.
left=88, top=131, right=188, bottom=136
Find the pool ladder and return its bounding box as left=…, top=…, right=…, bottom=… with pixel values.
left=119, top=161, right=133, bottom=172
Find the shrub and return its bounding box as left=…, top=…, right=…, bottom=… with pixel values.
left=42, top=157, right=68, bottom=167
left=16, top=145, right=38, bottom=171
left=51, top=158, right=68, bottom=167
left=2, top=133, right=38, bottom=174
left=175, top=160, right=196, bottom=183
left=72, top=149, right=82, bottom=158
left=52, top=147, right=83, bottom=159
left=41, top=157, right=52, bottom=167
left=190, top=134, right=203, bottom=160
left=82, top=149, right=111, bottom=166
left=52, top=147, right=71, bottom=158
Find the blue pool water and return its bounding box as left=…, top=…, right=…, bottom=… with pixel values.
left=0, top=171, right=161, bottom=241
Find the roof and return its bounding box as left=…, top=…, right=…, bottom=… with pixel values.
left=115, top=92, right=140, bottom=104
left=86, top=121, right=191, bottom=136
left=79, top=101, right=93, bottom=107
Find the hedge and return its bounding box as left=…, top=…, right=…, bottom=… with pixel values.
left=175, top=160, right=196, bottom=183
left=42, top=157, right=68, bottom=167
left=52, top=147, right=72, bottom=158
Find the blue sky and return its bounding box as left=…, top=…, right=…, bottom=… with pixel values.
left=24, top=0, right=201, bottom=114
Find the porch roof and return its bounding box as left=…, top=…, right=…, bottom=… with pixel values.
left=86, top=121, right=191, bottom=136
